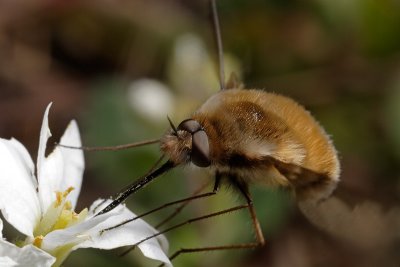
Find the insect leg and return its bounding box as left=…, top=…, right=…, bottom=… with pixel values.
left=154, top=178, right=266, bottom=266
left=55, top=138, right=159, bottom=151
left=155, top=172, right=222, bottom=228
left=100, top=173, right=221, bottom=234
left=235, top=182, right=265, bottom=246
left=100, top=192, right=215, bottom=235
left=157, top=207, right=264, bottom=266
left=121, top=204, right=250, bottom=258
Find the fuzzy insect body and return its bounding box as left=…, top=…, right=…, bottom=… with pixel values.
left=162, top=88, right=340, bottom=202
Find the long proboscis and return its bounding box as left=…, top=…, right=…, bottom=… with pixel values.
left=95, top=160, right=176, bottom=216
left=55, top=138, right=160, bottom=152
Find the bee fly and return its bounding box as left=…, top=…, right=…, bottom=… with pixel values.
left=62, top=0, right=340, bottom=263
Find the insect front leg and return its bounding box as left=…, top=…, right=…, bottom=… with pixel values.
left=99, top=174, right=221, bottom=235
left=154, top=172, right=222, bottom=228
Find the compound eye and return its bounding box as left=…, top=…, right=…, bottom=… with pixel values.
left=191, top=130, right=211, bottom=167
left=177, top=119, right=202, bottom=134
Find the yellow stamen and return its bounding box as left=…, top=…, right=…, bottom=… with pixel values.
left=55, top=191, right=63, bottom=207
left=33, top=235, right=44, bottom=248
left=63, top=187, right=74, bottom=197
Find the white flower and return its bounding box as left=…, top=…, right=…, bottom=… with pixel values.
left=2, top=217, right=54, bottom=267
left=0, top=103, right=171, bottom=267
left=0, top=220, right=55, bottom=267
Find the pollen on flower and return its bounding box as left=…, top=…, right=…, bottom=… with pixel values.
left=55, top=191, right=63, bottom=207
left=33, top=235, right=44, bottom=248
left=54, top=187, right=75, bottom=208
left=34, top=187, right=88, bottom=237
left=52, top=190, right=87, bottom=230
left=63, top=187, right=75, bottom=197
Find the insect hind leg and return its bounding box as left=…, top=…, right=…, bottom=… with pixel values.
left=158, top=177, right=266, bottom=267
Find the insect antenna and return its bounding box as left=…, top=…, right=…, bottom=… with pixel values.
left=210, top=0, right=226, bottom=90
left=55, top=138, right=159, bottom=152
left=167, top=115, right=178, bottom=135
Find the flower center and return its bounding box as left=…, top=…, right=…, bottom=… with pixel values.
left=32, top=187, right=88, bottom=248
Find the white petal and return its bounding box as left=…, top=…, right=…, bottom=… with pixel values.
left=77, top=200, right=171, bottom=266
left=42, top=200, right=171, bottom=266
left=0, top=138, right=41, bottom=237
left=37, top=103, right=52, bottom=189
left=0, top=256, right=18, bottom=267
left=9, top=138, right=36, bottom=188
left=38, top=148, right=64, bottom=215
left=38, top=119, right=85, bottom=213
left=0, top=240, right=55, bottom=267
left=41, top=202, right=124, bottom=251
left=36, top=103, right=59, bottom=215
left=57, top=120, right=84, bottom=209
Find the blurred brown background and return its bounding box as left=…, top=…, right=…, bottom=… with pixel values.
left=1, top=0, right=400, bottom=266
